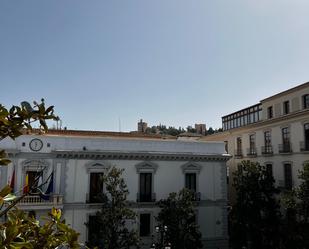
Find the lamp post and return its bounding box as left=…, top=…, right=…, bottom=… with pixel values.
left=150, top=225, right=171, bottom=249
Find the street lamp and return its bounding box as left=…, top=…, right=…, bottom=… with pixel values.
left=164, top=242, right=171, bottom=249
left=150, top=225, right=171, bottom=249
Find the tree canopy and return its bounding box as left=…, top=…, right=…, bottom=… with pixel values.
left=156, top=188, right=202, bottom=249
left=0, top=100, right=80, bottom=249
left=86, top=167, right=140, bottom=249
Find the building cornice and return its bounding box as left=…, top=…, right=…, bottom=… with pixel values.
left=51, top=150, right=230, bottom=162
left=260, top=81, right=309, bottom=103
left=217, top=108, right=309, bottom=136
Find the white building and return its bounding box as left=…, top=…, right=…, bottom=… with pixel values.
left=0, top=130, right=229, bottom=249
left=203, top=82, right=309, bottom=203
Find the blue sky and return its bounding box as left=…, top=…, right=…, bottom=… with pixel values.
left=1, top=0, right=309, bottom=131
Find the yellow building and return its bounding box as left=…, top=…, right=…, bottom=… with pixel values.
left=202, top=82, right=309, bottom=203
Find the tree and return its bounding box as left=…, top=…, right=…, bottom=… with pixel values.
left=207, top=127, right=214, bottom=135
left=0, top=100, right=80, bottom=248
left=0, top=207, right=80, bottom=249
left=230, top=160, right=281, bottom=249
left=87, top=167, right=140, bottom=249
left=295, top=162, right=309, bottom=223
left=282, top=162, right=309, bottom=249
left=186, top=126, right=197, bottom=133
left=156, top=188, right=202, bottom=249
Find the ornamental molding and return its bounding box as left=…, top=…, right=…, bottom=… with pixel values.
left=21, top=159, right=50, bottom=173
left=85, top=160, right=111, bottom=173
left=52, top=150, right=230, bottom=162
left=135, top=161, right=158, bottom=173
left=181, top=162, right=202, bottom=174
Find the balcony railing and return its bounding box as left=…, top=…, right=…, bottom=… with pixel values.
left=86, top=193, right=105, bottom=204
left=234, top=149, right=243, bottom=158
left=261, top=145, right=273, bottom=155
left=193, top=192, right=201, bottom=201
left=246, top=147, right=257, bottom=156
left=279, top=142, right=292, bottom=153
left=136, top=192, right=156, bottom=203
left=300, top=141, right=309, bottom=151
left=278, top=180, right=293, bottom=191
left=18, top=194, right=63, bottom=206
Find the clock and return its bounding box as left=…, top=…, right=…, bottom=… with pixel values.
left=29, top=139, right=43, bottom=151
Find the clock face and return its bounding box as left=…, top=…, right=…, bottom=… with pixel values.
left=29, top=139, right=43, bottom=151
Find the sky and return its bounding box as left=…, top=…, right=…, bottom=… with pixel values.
left=1, top=0, right=309, bottom=132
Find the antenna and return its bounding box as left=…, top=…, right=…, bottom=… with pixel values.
left=118, top=117, right=121, bottom=132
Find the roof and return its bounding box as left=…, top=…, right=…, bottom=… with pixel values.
left=260, top=81, right=309, bottom=102
left=24, top=129, right=177, bottom=140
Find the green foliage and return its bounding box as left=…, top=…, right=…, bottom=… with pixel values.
left=86, top=167, right=140, bottom=249
left=156, top=188, right=202, bottom=249
left=281, top=163, right=309, bottom=248
left=0, top=99, right=58, bottom=166
left=0, top=100, right=80, bottom=249
left=295, top=163, right=309, bottom=222
left=0, top=207, right=80, bottom=249
left=230, top=160, right=281, bottom=249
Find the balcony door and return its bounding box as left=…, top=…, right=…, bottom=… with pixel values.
left=282, top=127, right=291, bottom=152
left=26, top=171, right=41, bottom=193
left=185, top=173, right=197, bottom=192
left=89, top=172, right=104, bottom=203
left=305, top=123, right=309, bottom=150
left=140, top=173, right=152, bottom=202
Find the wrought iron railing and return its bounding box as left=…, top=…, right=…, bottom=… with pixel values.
left=279, top=142, right=292, bottom=153
left=234, top=149, right=243, bottom=157
left=300, top=141, right=309, bottom=151
left=261, top=145, right=273, bottom=155
left=136, top=192, right=156, bottom=202
left=246, top=147, right=257, bottom=156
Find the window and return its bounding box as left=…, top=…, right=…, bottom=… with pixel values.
left=89, top=172, right=104, bottom=203
left=266, top=164, right=273, bottom=177
left=304, top=123, right=309, bottom=151
left=283, top=101, right=290, bottom=115
left=236, top=137, right=242, bottom=156
left=282, top=127, right=290, bottom=144
left=139, top=173, right=152, bottom=202
left=139, top=213, right=151, bottom=237
left=185, top=173, right=197, bottom=192
left=303, top=94, right=309, bottom=109
left=267, top=106, right=273, bottom=119
left=263, top=131, right=272, bottom=154
left=284, top=163, right=293, bottom=190
left=281, top=127, right=291, bottom=152
left=181, top=162, right=201, bottom=200
left=88, top=215, right=103, bottom=248
left=135, top=162, right=158, bottom=203
left=26, top=171, right=41, bottom=193
left=249, top=134, right=256, bottom=154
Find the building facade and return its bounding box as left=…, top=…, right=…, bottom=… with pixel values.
left=203, top=82, right=309, bottom=203
left=0, top=130, right=229, bottom=249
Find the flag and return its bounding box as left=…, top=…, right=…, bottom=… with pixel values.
left=23, top=173, right=29, bottom=194
left=37, top=172, right=43, bottom=189
left=40, top=172, right=53, bottom=200
left=9, top=167, right=15, bottom=192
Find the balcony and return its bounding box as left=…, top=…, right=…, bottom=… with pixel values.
left=86, top=193, right=105, bottom=204
left=246, top=147, right=257, bottom=157
left=261, top=145, right=273, bottom=155
left=278, top=180, right=293, bottom=191
left=234, top=149, right=243, bottom=158
left=193, top=192, right=201, bottom=201
left=279, top=142, right=292, bottom=154
left=136, top=192, right=156, bottom=203
left=300, top=141, right=309, bottom=152
left=17, top=194, right=63, bottom=210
